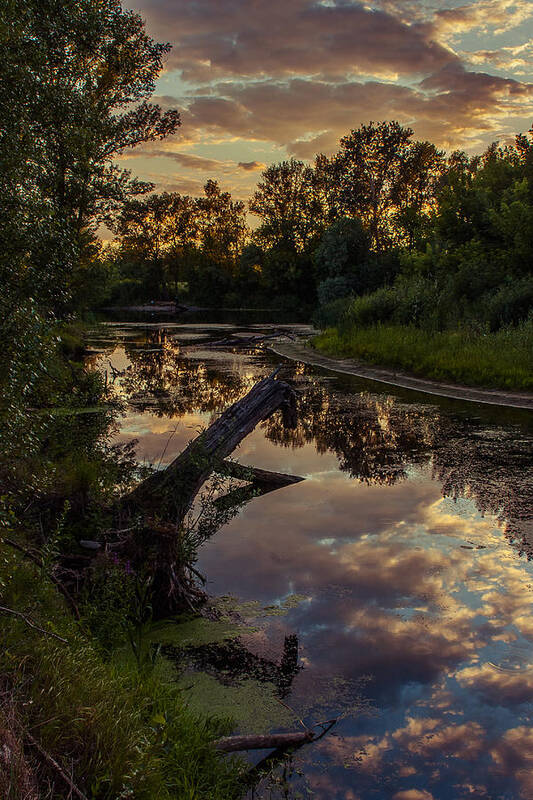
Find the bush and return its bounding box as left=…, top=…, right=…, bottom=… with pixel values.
left=314, top=296, right=353, bottom=328
left=480, top=275, right=533, bottom=330
left=317, top=276, right=353, bottom=305
left=342, top=286, right=396, bottom=328
left=0, top=554, right=244, bottom=799
left=314, top=217, right=370, bottom=282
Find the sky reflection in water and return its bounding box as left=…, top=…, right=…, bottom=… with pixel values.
left=93, top=320, right=533, bottom=800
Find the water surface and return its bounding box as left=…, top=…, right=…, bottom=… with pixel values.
left=90, top=315, right=533, bottom=800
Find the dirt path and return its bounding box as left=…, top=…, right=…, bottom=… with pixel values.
left=270, top=340, right=533, bottom=410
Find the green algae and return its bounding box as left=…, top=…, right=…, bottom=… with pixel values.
left=151, top=615, right=249, bottom=648
left=175, top=673, right=297, bottom=734
left=149, top=593, right=312, bottom=737
left=215, top=593, right=309, bottom=620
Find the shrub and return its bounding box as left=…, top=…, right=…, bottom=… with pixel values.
left=313, top=318, right=533, bottom=390
left=314, top=296, right=353, bottom=328
left=480, top=276, right=533, bottom=330
left=317, top=276, right=353, bottom=305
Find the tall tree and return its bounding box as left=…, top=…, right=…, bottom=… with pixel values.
left=196, top=180, right=247, bottom=266
left=28, top=0, right=180, bottom=235
left=0, top=0, right=180, bottom=453
left=249, top=159, right=326, bottom=252
left=392, top=140, right=445, bottom=250
left=333, top=121, right=421, bottom=250
left=115, top=192, right=200, bottom=295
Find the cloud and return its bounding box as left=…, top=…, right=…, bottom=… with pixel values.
left=180, top=68, right=533, bottom=155
left=132, top=0, right=457, bottom=81
left=150, top=151, right=227, bottom=171
left=457, top=662, right=533, bottom=705
left=238, top=160, right=266, bottom=171
left=490, top=727, right=533, bottom=799
left=142, top=172, right=206, bottom=196
left=121, top=0, right=533, bottom=196
left=432, top=0, right=533, bottom=39
left=392, top=791, right=435, bottom=800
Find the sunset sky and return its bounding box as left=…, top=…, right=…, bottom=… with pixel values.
left=120, top=0, right=533, bottom=206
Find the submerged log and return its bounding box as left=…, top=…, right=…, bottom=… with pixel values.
left=116, top=369, right=300, bottom=615
left=208, top=331, right=296, bottom=349
left=214, top=731, right=315, bottom=753
left=124, top=368, right=297, bottom=522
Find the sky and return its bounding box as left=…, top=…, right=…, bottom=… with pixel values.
left=119, top=0, right=533, bottom=208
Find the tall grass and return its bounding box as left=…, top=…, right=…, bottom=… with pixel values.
left=313, top=319, right=533, bottom=390
left=0, top=553, right=244, bottom=799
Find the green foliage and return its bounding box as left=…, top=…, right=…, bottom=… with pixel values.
left=313, top=217, right=370, bottom=283
left=0, top=556, right=243, bottom=799
left=332, top=121, right=445, bottom=250
left=113, top=183, right=247, bottom=300
left=317, top=276, right=354, bottom=306
left=250, top=158, right=326, bottom=252
left=313, top=296, right=353, bottom=328
left=81, top=554, right=136, bottom=654
left=314, top=319, right=533, bottom=390
left=481, top=276, right=533, bottom=331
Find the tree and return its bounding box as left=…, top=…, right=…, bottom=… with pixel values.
left=0, top=0, right=180, bottom=457
left=314, top=218, right=370, bottom=281
left=115, top=183, right=247, bottom=301
left=392, top=140, right=445, bottom=250
left=332, top=121, right=440, bottom=251
left=115, top=193, right=200, bottom=296
left=23, top=0, right=180, bottom=236
left=196, top=180, right=248, bottom=267
left=249, top=159, right=326, bottom=252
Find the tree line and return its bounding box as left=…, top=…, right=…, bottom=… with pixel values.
left=110, top=121, right=533, bottom=329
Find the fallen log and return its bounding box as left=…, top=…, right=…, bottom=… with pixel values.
left=218, top=460, right=304, bottom=490
left=208, top=331, right=296, bottom=349
left=214, top=731, right=314, bottom=753
left=214, top=461, right=304, bottom=510
left=123, top=368, right=297, bottom=522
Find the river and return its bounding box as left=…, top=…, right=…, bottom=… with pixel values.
left=88, top=313, right=533, bottom=800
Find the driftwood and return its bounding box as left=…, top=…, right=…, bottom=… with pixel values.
left=219, top=460, right=304, bottom=490
left=208, top=331, right=296, bottom=349
left=124, top=368, right=297, bottom=522
left=214, top=461, right=304, bottom=509
left=24, top=732, right=89, bottom=800
left=240, top=718, right=338, bottom=789
left=215, top=731, right=315, bottom=753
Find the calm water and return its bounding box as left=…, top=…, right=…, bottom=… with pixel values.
left=89, top=315, right=533, bottom=800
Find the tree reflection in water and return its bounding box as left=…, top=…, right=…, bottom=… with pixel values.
left=94, top=322, right=533, bottom=799
left=99, top=324, right=533, bottom=558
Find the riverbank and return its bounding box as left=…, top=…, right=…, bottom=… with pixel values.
left=270, top=337, right=533, bottom=409
left=0, top=549, right=244, bottom=799
left=310, top=322, right=532, bottom=391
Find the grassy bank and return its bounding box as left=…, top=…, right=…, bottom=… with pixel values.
left=0, top=549, right=244, bottom=799
left=313, top=320, right=533, bottom=390
left=0, top=320, right=247, bottom=799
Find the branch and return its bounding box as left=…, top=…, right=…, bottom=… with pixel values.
left=3, top=537, right=81, bottom=619
left=0, top=606, right=68, bottom=644
left=214, top=731, right=315, bottom=753
left=25, top=732, right=88, bottom=800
